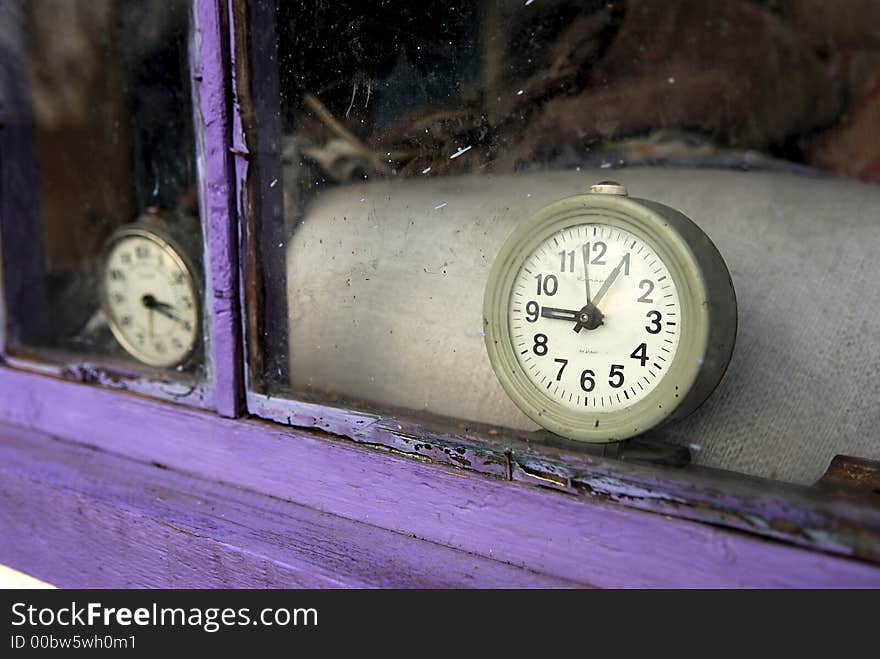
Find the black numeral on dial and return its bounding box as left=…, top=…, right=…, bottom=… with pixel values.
left=554, top=358, right=568, bottom=380
left=630, top=343, right=648, bottom=366
left=580, top=369, right=596, bottom=392
left=533, top=333, right=548, bottom=356
left=608, top=364, right=625, bottom=388
left=559, top=250, right=575, bottom=272
left=535, top=274, right=558, bottom=296
left=525, top=300, right=539, bottom=322
left=637, top=279, right=654, bottom=303
left=645, top=310, right=662, bottom=334
left=587, top=241, right=607, bottom=265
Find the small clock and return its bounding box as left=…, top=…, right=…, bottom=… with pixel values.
left=100, top=213, right=202, bottom=368
left=483, top=182, right=737, bottom=443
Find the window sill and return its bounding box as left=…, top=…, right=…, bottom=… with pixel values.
left=0, top=365, right=878, bottom=587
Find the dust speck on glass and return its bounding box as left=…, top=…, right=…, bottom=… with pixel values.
left=253, top=1, right=879, bottom=484
left=1, top=1, right=204, bottom=381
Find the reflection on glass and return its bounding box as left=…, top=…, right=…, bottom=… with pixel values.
left=244, top=0, right=880, bottom=484
left=1, top=0, right=203, bottom=377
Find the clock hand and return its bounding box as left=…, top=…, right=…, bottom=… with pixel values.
left=582, top=243, right=591, bottom=305
left=573, top=243, right=606, bottom=332
left=540, top=307, right=580, bottom=321
left=590, top=254, right=627, bottom=310
left=153, top=304, right=187, bottom=325
left=142, top=294, right=187, bottom=326
left=542, top=305, right=604, bottom=331
left=572, top=303, right=604, bottom=333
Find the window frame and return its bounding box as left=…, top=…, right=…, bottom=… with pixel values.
left=0, top=0, right=241, bottom=415
left=0, top=0, right=877, bottom=587
left=228, top=0, right=880, bottom=562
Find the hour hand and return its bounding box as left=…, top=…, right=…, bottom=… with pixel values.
left=540, top=307, right=579, bottom=322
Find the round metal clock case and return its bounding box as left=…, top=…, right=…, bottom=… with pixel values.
left=483, top=184, right=737, bottom=443
left=100, top=214, right=202, bottom=369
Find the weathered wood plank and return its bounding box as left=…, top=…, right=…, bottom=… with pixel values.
left=192, top=0, right=243, bottom=417
left=250, top=392, right=880, bottom=562
left=0, top=367, right=877, bottom=587
left=0, top=426, right=578, bottom=588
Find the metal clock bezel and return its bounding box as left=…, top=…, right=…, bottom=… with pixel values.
left=100, top=225, right=202, bottom=369
left=483, top=192, right=734, bottom=443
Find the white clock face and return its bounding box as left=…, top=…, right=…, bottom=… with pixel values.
left=508, top=224, right=681, bottom=411
left=103, top=232, right=199, bottom=367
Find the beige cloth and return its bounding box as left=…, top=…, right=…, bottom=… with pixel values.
left=286, top=168, right=880, bottom=485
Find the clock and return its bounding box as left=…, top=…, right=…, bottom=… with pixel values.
left=483, top=182, right=737, bottom=443
left=100, top=213, right=202, bottom=368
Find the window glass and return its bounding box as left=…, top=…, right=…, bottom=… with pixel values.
left=240, top=0, right=880, bottom=485
left=1, top=0, right=205, bottom=382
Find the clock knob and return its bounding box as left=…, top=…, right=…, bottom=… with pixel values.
left=589, top=181, right=628, bottom=196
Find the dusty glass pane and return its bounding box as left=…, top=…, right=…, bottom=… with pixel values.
left=241, top=0, right=880, bottom=485
left=1, top=1, right=205, bottom=381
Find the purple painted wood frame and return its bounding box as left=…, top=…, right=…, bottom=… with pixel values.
left=0, top=424, right=578, bottom=588
left=0, top=367, right=878, bottom=588
left=193, top=0, right=243, bottom=417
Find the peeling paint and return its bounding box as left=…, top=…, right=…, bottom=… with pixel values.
left=246, top=390, right=880, bottom=563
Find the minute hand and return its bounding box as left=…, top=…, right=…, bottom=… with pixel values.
left=591, top=256, right=627, bottom=309
left=153, top=303, right=186, bottom=325
left=581, top=243, right=592, bottom=305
